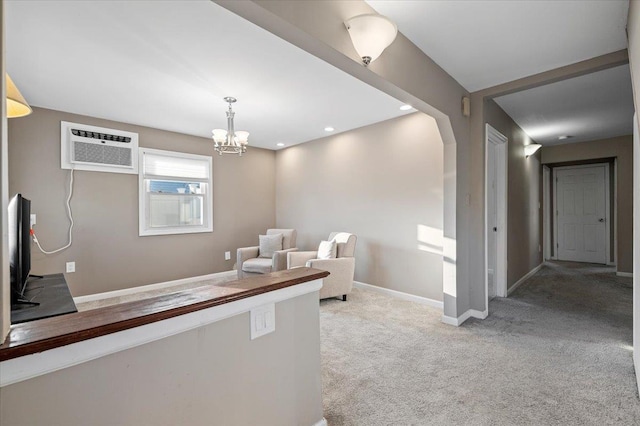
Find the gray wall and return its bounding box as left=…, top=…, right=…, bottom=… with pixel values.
left=8, top=107, right=276, bottom=296
left=484, top=100, right=543, bottom=288
left=221, top=0, right=472, bottom=318
left=541, top=135, right=633, bottom=273
left=0, top=292, right=324, bottom=426
left=276, top=113, right=444, bottom=301
left=0, top=0, right=8, bottom=341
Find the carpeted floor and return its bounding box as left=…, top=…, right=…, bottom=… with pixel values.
left=320, top=261, right=639, bottom=425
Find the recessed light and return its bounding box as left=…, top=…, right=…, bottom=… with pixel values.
left=324, top=127, right=335, bottom=132
left=276, top=143, right=285, bottom=147
left=400, top=104, right=412, bottom=111
left=558, top=135, right=573, bottom=140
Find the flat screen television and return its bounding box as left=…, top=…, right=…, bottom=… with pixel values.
left=8, top=193, right=35, bottom=306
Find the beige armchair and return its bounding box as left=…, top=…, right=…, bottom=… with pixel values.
left=287, top=232, right=357, bottom=301
left=237, top=229, right=298, bottom=279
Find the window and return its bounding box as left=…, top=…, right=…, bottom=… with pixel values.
left=139, top=148, right=212, bottom=236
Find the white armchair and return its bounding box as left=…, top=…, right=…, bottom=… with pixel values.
left=287, top=232, right=357, bottom=301
left=237, top=229, right=298, bottom=279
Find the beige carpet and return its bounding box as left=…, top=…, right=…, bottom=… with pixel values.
left=320, top=261, right=639, bottom=425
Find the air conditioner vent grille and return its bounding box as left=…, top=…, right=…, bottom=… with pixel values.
left=73, top=141, right=132, bottom=167
left=71, top=128, right=132, bottom=143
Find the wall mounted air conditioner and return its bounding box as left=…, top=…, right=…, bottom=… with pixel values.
left=61, top=121, right=139, bottom=174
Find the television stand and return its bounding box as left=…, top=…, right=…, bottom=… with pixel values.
left=11, top=273, right=77, bottom=324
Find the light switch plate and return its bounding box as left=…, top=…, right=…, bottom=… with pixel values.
left=66, top=262, right=75, bottom=273
left=225, top=251, right=231, bottom=261
left=250, top=303, right=275, bottom=340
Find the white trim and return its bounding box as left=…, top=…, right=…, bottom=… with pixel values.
left=507, top=263, right=544, bottom=296
left=484, top=124, right=508, bottom=312
left=312, top=418, right=328, bottom=426
left=613, top=158, right=618, bottom=265
left=1, top=278, right=323, bottom=387
left=441, top=309, right=487, bottom=327
left=73, top=270, right=237, bottom=304
left=353, top=281, right=443, bottom=309
left=543, top=165, right=551, bottom=260
left=617, top=271, right=633, bottom=278
left=553, top=164, right=611, bottom=265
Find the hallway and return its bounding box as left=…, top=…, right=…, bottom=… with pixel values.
left=320, top=261, right=638, bottom=425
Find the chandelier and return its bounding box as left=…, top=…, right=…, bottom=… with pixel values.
left=212, top=97, right=249, bottom=156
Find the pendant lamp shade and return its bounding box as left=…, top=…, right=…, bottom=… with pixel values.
left=345, top=14, right=398, bottom=66
left=6, top=74, right=32, bottom=118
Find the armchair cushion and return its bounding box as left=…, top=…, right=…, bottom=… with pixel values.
left=317, top=240, right=337, bottom=259
left=259, top=233, right=283, bottom=258
left=242, top=258, right=273, bottom=274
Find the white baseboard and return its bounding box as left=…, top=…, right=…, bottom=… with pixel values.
left=73, top=270, right=237, bottom=304
left=507, top=263, right=544, bottom=296
left=353, top=281, right=443, bottom=309
left=616, top=271, right=633, bottom=278
left=312, top=418, right=327, bottom=426
left=441, top=309, right=487, bottom=327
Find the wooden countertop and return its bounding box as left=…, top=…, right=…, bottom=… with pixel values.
left=0, top=268, right=329, bottom=362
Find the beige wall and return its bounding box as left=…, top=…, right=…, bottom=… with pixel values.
left=8, top=107, right=276, bottom=296
left=541, top=135, right=633, bottom=273
left=276, top=113, right=444, bottom=301
left=484, top=100, right=543, bottom=288
left=0, top=292, right=324, bottom=426
left=219, top=0, right=472, bottom=318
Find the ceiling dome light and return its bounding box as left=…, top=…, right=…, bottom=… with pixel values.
left=400, top=104, right=412, bottom=111
left=558, top=135, right=573, bottom=140
left=276, top=142, right=285, bottom=147
left=324, top=127, right=335, bottom=132
left=345, top=14, right=398, bottom=66
left=524, top=144, right=542, bottom=158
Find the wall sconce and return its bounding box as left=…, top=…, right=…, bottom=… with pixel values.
left=524, top=144, right=542, bottom=158
left=345, top=14, right=398, bottom=66
left=6, top=74, right=32, bottom=118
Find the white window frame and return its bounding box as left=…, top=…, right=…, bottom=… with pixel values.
left=139, top=147, right=213, bottom=236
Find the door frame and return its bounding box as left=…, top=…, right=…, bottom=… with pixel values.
left=543, top=165, right=551, bottom=260
left=485, top=124, right=508, bottom=310
left=552, top=163, right=611, bottom=265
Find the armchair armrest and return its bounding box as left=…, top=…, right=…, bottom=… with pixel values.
left=288, top=251, right=318, bottom=269
left=273, top=247, right=298, bottom=272
left=237, top=246, right=259, bottom=271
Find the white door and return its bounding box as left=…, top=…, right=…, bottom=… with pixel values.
left=485, top=124, right=507, bottom=304
left=555, top=165, right=608, bottom=264
left=487, top=143, right=497, bottom=299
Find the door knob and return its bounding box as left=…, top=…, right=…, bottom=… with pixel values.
left=598, top=218, right=605, bottom=222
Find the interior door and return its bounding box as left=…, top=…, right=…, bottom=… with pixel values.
left=487, top=142, right=497, bottom=299
left=556, top=165, right=607, bottom=264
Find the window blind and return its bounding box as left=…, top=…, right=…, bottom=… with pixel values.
left=143, top=152, right=210, bottom=180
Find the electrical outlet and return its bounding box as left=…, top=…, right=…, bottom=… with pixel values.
left=66, top=261, right=76, bottom=273
left=30, top=214, right=36, bottom=228
left=225, top=251, right=231, bottom=261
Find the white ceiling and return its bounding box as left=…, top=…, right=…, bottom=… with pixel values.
left=368, top=0, right=633, bottom=145
left=5, top=1, right=412, bottom=151
left=367, top=0, right=629, bottom=92
left=494, top=64, right=634, bottom=146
